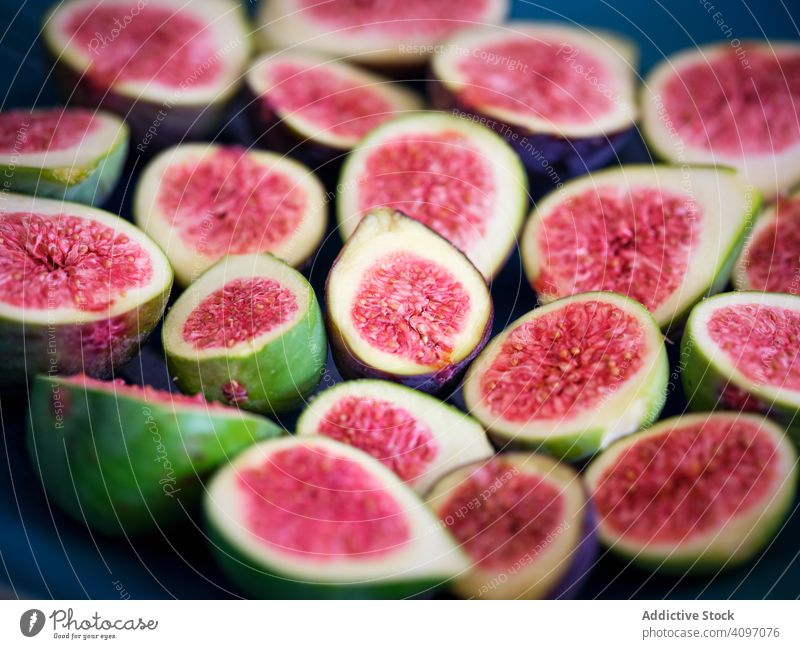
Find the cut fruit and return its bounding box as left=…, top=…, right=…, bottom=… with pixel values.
left=163, top=253, right=326, bottom=414
left=0, top=108, right=128, bottom=205
left=27, top=374, right=282, bottom=535
left=0, top=193, right=172, bottom=390
left=430, top=22, right=638, bottom=174
left=296, top=379, right=493, bottom=494
left=255, top=0, right=509, bottom=69
left=43, top=0, right=251, bottom=145
left=428, top=453, right=595, bottom=599
left=584, top=413, right=797, bottom=572
left=463, top=292, right=668, bottom=461
left=734, top=190, right=800, bottom=294
left=134, top=144, right=326, bottom=286
left=521, top=165, right=760, bottom=329
left=205, top=435, right=470, bottom=598
left=245, top=52, right=423, bottom=164
left=642, top=41, right=800, bottom=198
left=682, top=291, right=800, bottom=442
left=337, top=112, right=528, bottom=279
left=326, top=208, right=493, bottom=393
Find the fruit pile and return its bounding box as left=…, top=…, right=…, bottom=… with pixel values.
left=4, top=0, right=800, bottom=599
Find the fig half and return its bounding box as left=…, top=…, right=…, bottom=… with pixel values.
left=0, top=193, right=172, bottom=390
left=296, top=379, right=493, bottom=494
left=642, top=41, right=800, bottom=198
left=326, top=208, right=493, bottom=393
left=256, top=0, right=509, bottom=70
left=43, top=0, right=251, bottom=146
left=338, top=112, right=528, bottom=279
left=0, top=108, right=127, bottom=205
left=246, top=52, right=423, bottom=165
left=521, top=165, right=760, bottom=330
left=464, top=292, right=668, bottom=460
left=134, top=144, right=327, bottom=286
left=430, top=22, right=638, bottom=175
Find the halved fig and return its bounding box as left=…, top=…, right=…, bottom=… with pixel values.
left=205, top=435, right=470, bottom=598
left=734, top=189, right=800, bottom=294
left=521, top=165, right=759, bottom=329
left=463, top=292, right=668, bottom=460
left=43, top=0, right=251, bottom=146
left=430, top=22, right=638, bottom=174
left=163, top=253, right=327, bottom=414
left=584, top=413, right=797, bottom=572
left=0, top=193, right=172, bottom=390
left=296, top=379, right=493, bottom=494
left=326, top=208, right=493, bottom=393
left=134, top=144, right=326, bottom=286
left=255, top=0, right=509, bottom=70
left=427, top=453, right=595, bottom=599
left=0, top=108, right=128, bottom=205
left=27, top=374, right=282, bottom=535
left=642, top=41, right=800, bottom=197
left=682, top=291, right=800, bottom=443
left=338, top=112, right=528, bottom=279
left=245, top=52, right=423, bottom=165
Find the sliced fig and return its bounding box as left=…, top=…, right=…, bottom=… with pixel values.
left=43, top=0, right=251, bottom=145
left=246, top=52, right=423, bottom=165
left=134, top=144, right=326, bottom=286
left=0, top=108, right=128, bottom=205
left=584, top=413, right=797, bottom=572
left=255, top=0, right=509, bottom=70
left=163, top=253, right=326, bottom=414
left=682, top=291, right=800, bottom=442
left=27, top=374, right=282, bottom=535
left=734, top=190, right=800, bottom=294
left=521, top=165, right=759, bottom=329
left=296, top=379, right=493, bottom=494
left=430, top=22, right=638, bottom=174
left=326, top=208, right=493, bottom=393
left=338, top=112, right=528, bottom=279
left=427, top=453, right=595, bottom=599
left=463, top=292, right=668, bottom=460
left=205, top=435, right=470, bottom=598
left=0, top=193, right=172, bottom=390
left=642, top=41, right=800, bottom=197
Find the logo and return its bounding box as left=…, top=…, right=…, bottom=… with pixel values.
left=20, top=609, right=45, bottom=637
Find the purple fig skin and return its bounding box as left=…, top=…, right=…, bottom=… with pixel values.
left=548, top=498, right=598, bottom=600
left=428, top=77, right=635, bottom=178
left=50, top=58, right=230, bottom=153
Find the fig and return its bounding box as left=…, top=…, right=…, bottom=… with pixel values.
left=584, top=413, right=797, bottom=572
left=0, top=193, right=172, bottom=391
left=427, top=453, right=595, bottom=599
left=682, top=291, right=800, bottom=443
left=521, top=165, right=760, bottom=330
left=326, top=207, right=493, bottom=393
left=296, top=379, right=493, bottom=494
left=255, top=0, right=509, bottom=71
left=245, top=52, right=423, bottom=166
left=204, top=436, right=470, bottom=598
left=134, top=144, right=326, bottom=286
left=162, top=253, right=327, bottom=414
left=463, top=292, right=668, bottom=461
left=642, top=41, right=800, bottom=198
left=430, top=22, right=638, bottom=175
left=0, top=108, right=127, bottom=205
left=337, top=112, right=528, bottom=279
left=27, top=374, right=282, bottom=536
left=734, top=189, right=800, bottom=294
left=43, top=0, right=251, bottom=147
